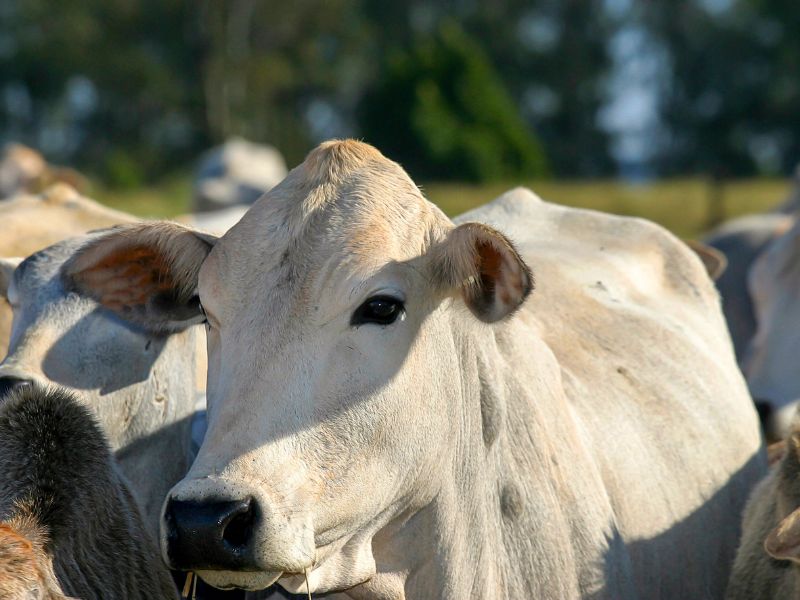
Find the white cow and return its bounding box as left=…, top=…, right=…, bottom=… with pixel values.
left=177, top=204, right=251, bottom=236
left=743, top=218, right=800, bottom=440
left=703, top=213, right=793, bottom=368
left=193, top=138, right=287, bottom=213
left=64, top=140, right=764, bottom=599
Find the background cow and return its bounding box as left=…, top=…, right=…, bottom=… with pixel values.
left=0, top=231, right=201, bottom=535
left=741, top=218, right=800, bottom=440
left=0, top=143, right=87, bottom=199
left=0, top=184, right=136, bottom=359
left=703, top=213, right=793, bottom=367
left=63, top=141, right=764, bottom=599
left=0, top=384, right=177, bottom=599
left=727, top=420, right=800, bottom=599
left=193, top=138, right=287, bottom=213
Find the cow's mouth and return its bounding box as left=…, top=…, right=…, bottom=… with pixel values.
left=194, top=568, right=283, bottom=592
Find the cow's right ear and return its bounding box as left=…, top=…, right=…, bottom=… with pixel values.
left=765, top=507, right=800, bottom=563
left=62, top=223, right=217, bottom=333
left=0, top=257, right=22, bottom=298
left=429, top=222, right=533, bottom=323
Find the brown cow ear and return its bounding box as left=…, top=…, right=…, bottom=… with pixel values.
left=685, top=240, right=728, bottom=281
left=62, top=222, right=217, bottom=333
left=0, top=258, right=22, bottom=298
left=430, top=222, right=533, bottom=323
left=765, top=508, right=800, bottom=563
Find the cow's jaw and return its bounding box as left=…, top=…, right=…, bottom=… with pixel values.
left=279, top=530, right=377, bottom=594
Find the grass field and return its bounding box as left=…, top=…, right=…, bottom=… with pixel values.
left=91, top=176, right=792, bottom=239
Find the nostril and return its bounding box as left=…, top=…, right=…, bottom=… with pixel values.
left=0, top=376, right=33, bottom=399
left=165, top=497, right=259, bottom=571
left=222, top=498, right=255, bottom=548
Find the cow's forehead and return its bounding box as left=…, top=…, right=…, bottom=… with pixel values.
left=205, top=141, right=449, bottom=293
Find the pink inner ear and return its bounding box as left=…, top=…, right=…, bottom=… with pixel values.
left=477, top=241, right=502, bottom=292
left=71, top=245, right=176, bottom=311
left=477, top=239, right=527, bottom=308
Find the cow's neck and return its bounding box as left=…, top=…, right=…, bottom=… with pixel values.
left=344, top=317, right=592, bottom=599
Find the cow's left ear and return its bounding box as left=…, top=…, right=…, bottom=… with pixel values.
left=765, top=507, right=800, bottom=563
left=0, top=257, right=22, bottom=298
left=62, top=222, right=218, bottom=333
left=430, top=222, right=533, bottom=322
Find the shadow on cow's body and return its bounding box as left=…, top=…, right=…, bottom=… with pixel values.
left=41, top=308, right=169, bottom=393
left=582, top=452, right=765, bottom=599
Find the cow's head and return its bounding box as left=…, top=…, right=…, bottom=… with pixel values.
left=744, top=219, right=800, bottom=440
left=64, top=140, right=533, bottom=593
left=0, top=230, right=208, bottom=444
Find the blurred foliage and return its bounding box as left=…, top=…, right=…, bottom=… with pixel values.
left=2, top=0, right=799, bottom=182
left=360, top=21, right=548, bottom=181
left=90, top=172, right=192, bottom=217
left=0, top=0, right=209, bottom=182
left=0, top=0, right=615, bottom=183
left=466, top=0, right=615, bottom=177
left=642, top=0, right=800, bottom=176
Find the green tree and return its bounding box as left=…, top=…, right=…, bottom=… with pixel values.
left=0, top=0, right=209, bottom=184
left=465, top=0, right=616, bottom=176
left=643, top=0, right=800, bottom=176
left=359, top=21, right=548, bottom=181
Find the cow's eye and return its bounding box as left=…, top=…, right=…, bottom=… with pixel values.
left=351, top=295, right=405, bottom=326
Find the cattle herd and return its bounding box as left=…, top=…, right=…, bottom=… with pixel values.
left=0, top=139, right=798, bottom=599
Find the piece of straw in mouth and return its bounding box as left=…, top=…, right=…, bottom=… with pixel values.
left=305, top=567, right=312, bottom=600
left=181, top=572, right=194, bottom=598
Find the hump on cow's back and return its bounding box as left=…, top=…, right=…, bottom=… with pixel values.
left=454, top=186, right=545, bottom=233
left=457, top=187, right=724, bottom=323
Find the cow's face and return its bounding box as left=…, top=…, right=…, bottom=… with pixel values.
left=744, top=221, right=800, bottom=440
left=0, top=235, right=201, bottom=446
left=63, top=141, right=532, bottom=593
